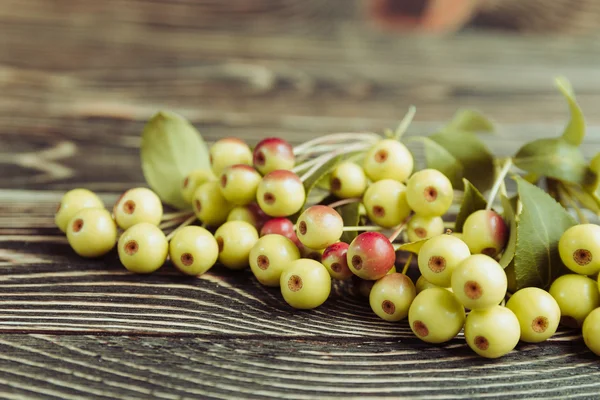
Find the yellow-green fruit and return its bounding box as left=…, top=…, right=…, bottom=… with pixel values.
left=362, top=139, right=414, bottom=183
left=219, top=164, right=262, bottom=206
left=418, top=234, right=471, bottom=288
left=407, top=215, right=445, bottom=243
left=169, top=226, right=219, bottom=276
left=181, top=169, right=215, bottom=204
left=113, top=187, right=163, bottom=230
left=549, top=274, right=600, bottom=328
left=214, top=221, right=259, bottom=270
left=55, top=188, right=104, bottom=233
left=226, top=203, right=267, bottom=231
left=193, top=181, right=232, bottom=227
left=369, top=273, right=416, bottom=322
left=451, top=254, right=507, bottom=310
left=250, top=234, right=301, bottom=287
left=415, top=275, right=440, bottom=293
left=506, top=287, right=561, bottom=343
left=408, top=288, right=465, bottom=344
left=66, top=208, right=117, bottom=258
left=280, top=259, right=331, bottom=309
left=583, top=308, right=600, bottom=356
left=329, top=162, right=368, bottom=199
left=256, top=170, right=305, bottom=217
left=558, top=224, right=600, bottom=275
left=362, top=179, right=411, bottom=228
left=464, top=306, right=520, bottom=359
left=118, top=223, right=168, bottom=274
left=415, top=276, right=452, bottom=294
left=406, top=169, right=454, bottom=217
left=209, top=137, right=253, bottom=176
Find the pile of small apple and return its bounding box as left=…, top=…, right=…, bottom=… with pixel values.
left=55, top=133, right=600, bottom=359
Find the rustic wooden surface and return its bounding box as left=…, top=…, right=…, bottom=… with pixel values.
left=2, top=1, right=600, bottom=399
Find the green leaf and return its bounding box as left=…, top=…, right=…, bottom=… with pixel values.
left=338, top=202, right=361, bottom=244
left=564, top=182, right=600, bottom=215
left=445, top=109, right=494, bottom=133
left=396, top=239, right=428, bottom=255
left=505, top=261, right=518, bottom=294
left=408, top=137, right=464, bottom=188
left=555, top=77, right=586, bottom=146
left=583, top=152, right=600, bottom=209
left=454, top=178, right=487, bottom=233
left=140, top=111, right=210, bottom=210
left=513, top=138, right=592, bottom=185
left=428, top=130, right=495, bottom=192
left=513, top=177, right=577, bottom=290
left=499, top=194, right=517, bottom=268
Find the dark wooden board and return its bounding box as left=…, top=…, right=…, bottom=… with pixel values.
left=0, top=334, right=598, bottom=400
left=2, top=0, right=600, bottom=398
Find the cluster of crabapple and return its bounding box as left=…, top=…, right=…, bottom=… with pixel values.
left=555, top=224, right=600, bottom=356
left=54, top=132, right=600, bottom=358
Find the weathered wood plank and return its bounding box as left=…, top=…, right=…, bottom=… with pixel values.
left=0, top=334, right=598, bottom=399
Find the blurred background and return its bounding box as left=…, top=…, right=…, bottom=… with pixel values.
left=1, top=0, right=600, bottom=190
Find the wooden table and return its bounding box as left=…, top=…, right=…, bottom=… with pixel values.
left=2, top=1, right=600, bottom=398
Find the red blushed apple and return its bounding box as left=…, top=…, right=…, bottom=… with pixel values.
left=322, top=242, right=353, bottom=280
left=296, top=205, right=344, bottom=249
left=462, top=209, right=509, bottom=257
left=347, top=232, right=395, bottom=280
left=260, top=217, right=301, bottom=248
left=253, top=137, right=295, bottom=175
left=228, top=202, right=270, bottom=231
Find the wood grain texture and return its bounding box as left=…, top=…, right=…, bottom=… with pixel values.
left=2, top=0, right=600, bottom=399
left=0, top=334, right=598, bottom=400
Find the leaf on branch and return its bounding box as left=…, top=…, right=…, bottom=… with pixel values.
left=513, top=138, right=593, bottom=185
left=338, top=202, right=361, bottom=244
left=140, top=111, right=210, bottom=210
left=397, top=239, right=428, bottom=255
left=513, top=177, right=577, bottom=290
left=555, top=77, right=586, bottom=147
left=499, top=194, right=517, bottom=268
left=445, top=109, right=495, bottom=133
left=454, top=178, right=487, bottom=233
left=583, top=152, right=600, bottom=211
left=408, top=137, right=464, bottom=188
left=428, top=130, right=495, bottom=192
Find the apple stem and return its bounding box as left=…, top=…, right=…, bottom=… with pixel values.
left=394, top=105, right=417, bottom=141
left=165, top=215, right=197, bottom=241
left=486, top=158, right=513, bottom=211
left=387, top=216, right=412, bottom=243
left=401, top=253, right=413, bottom=276
left=159, top=213, right=194, bottom=229
left=328, top=197, right=362, bottom=209
left=298, top=142, right=372, bottom=183
left=293, top=132, right=380, bottom=156
left=161, top=210, right=194, bottom=221
left=341, top=225, right=384, bottom=232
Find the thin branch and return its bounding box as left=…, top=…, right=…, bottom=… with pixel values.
left=401, top=253, right=413, bottom=275
left=293, top=132, right=380, bottom=155
left=394, top=105, right=416, bottom=140
left=341, top=225, right=384, bottom=232
left=165, top=215, right=197, bottom=241
left=327, top=197, right=362, bottom=209
left=486, top=158, right=513, bottom=211
left=387, top=216, right=411, bottom=243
